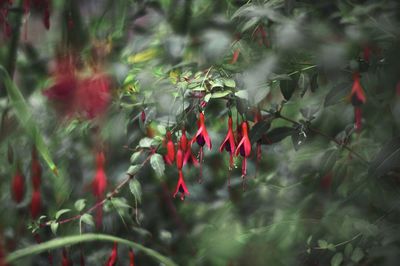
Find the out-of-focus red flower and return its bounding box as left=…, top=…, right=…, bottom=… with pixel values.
left=31, top=147, right=42, bottom=190
left=350, top=72, right=366, bottom=132
left=129, top=249, right=135, bottom=266
left=0, top=0, right=12, bottom=38
left=106, top=242, right=118, bottom=266
left=30, top=189, right=41, bottom=219
left=23, top=0, right=51, bottom=30
left=62, top=248, right=72, bottom=266
left=92, top=152, right=107, bottom=197
left=230, top=49, right=240, bottom=64
left=11, top=168, right=25, bottom=203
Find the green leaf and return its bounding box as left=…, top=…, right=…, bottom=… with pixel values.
left=5, top=233, right=178, bottom=266
left=0, top=66, right=58, bottom=177
left=50, top=222, right=59, bottom=235
left=280, top=78, right=297, bottom=101
left=235, top=90, right=248, bottom=100
left=74, top=199, right=86, bottom=212
left=369, top=137, right=400, bottom=177
left=210, top=91, right=231, bottom=99
left=139, top=137, right=156, bottom=148
left=344, top=243, right=353, bottom=258
left=127, top=165, right=141, bottom=176
left=330, top=253, right=343, bottom=266
left=307, top=235, right=313, bottom=245
left=351, top=247, right=364, bottom=263
left=55, top=209, right=71, bottom=220
left=204, top=93, right=212, bottom=102
left=80, top=214, right=94, bottom=227
left=223, top=78, right=236, bottom=88
left=318, top=240, right=329, bottom=249
left=249, top=121, right=271, bottom=144
left=130, top=152, right=142, bottom=164
left=150, top=154, right=165, bottom=177
left=111, top=197, right=131, bottom=209
left=261, top=127, right=295, bottom=144
left=129, top=179, right=142, bottom=204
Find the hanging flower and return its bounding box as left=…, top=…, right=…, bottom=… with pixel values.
left=0, top=0, right=12, bottom=38
left=181, top=129, right=198, bottom=167
left=62, top=248, right=72, bottom=266
left=106, top=242, right=118, bottom=266
left=219, top=116, right=236, bottom=169
left=11, top=168, right=25, bottom=203
left=129, top=249, right=135, bottom=266
left=173, top=149, right=190, bottom=200
left=235, top=121, right=252, bottom=178
left=231, top=49, right=240, bottom=64
left=31, top=147, right=42, bottom=191
left=92, top=151, right=107, bottom=229
left=350, top=72, right=366, bottom=132
left=163, top=130, right=175, bottom=165
left=30, top=189, right=41, bottom=219
left=191, top=112, right=212, bottom=149
left=191, top=112, right=212, bottom=182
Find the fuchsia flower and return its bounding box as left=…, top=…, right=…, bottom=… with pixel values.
left=350, top=72, right=366, bottom=132
left=11, top=168, right=25, bottom=203
left=129, top=249, right=135, bottom=266
left=106, top=242, right=118, bottom=266
left=181, top=129, right=198, bottom=167
left=191, top=112, right=212, bottom=182
left=30, top=189, right=41, bottom=219
left=173, top=148, right=190, bottom=200
left=235, top=121, right=252, bottom=178
left=163, top=130, right=175, bottom=165
left=62, top=248, right=72, bottom=266
left=91, top=151, right=107, bottom=229
left=0, top=0, right=13, bottom=38
left=219, top=116, right=236, bottom=169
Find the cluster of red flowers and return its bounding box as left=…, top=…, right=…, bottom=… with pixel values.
left=163, top=111, right=259, bottom=200
left=10, top=147, right=43, bottom=219
left=43, top=53, right=111, bottom=120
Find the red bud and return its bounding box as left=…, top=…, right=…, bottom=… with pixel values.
left=30, top=189, right=42, bottom=219
left=11, top=169, right=25, bottom=203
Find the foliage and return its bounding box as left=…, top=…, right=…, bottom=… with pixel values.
left=1, top=0, right=400, bottom=265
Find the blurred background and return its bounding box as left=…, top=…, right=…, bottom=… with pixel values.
left=1, top=0, right=400, bottom=265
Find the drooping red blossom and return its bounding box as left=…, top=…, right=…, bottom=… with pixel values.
left=252, top=25, right=269, bottom=47
left=350, top=72, right=366, bottom=132
left=92, top=152, right=107, bottom=197
left=163, top=131, right=175, bottom=165
left=219, top=116, right=236, bottom=169
left=176, top=148, right=184, bottom=171
left=141, top=110, right=146, bottom=123
left=173, top=168, right=190, bottom=201
left=191, top=112, right=212, bottom=149
left=180, top=129, right=198, bottom=167
left=62, top=248, right=72, bottom=266
left=105, top=242, right=118, bottom=266
left=31, top=147, right=42, bottom=190
left=30, top=189, right=42, bottom=219
left=230, top=49, right=240, bottom=64
left=320, top=173, right=333, bottom=190
left=23, top=0, right=51, bottom=30
left=129, top=249, right=135, bottom=266
left=11, top=168, right=25, bottom=203
left=191, top=112, right=212, bottom=182
left=235, top=121, right=252, bottom=178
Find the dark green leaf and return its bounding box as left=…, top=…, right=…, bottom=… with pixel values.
left=330, top=253, right=343, bottom=266
left=310, top=73, right=318, bottom=92
left=351, top=247, right=364, bottom=263
left=261, top=127, right=295, bottom=144
left=280, top=78, right=297, bottom=101
left=249, top=121, right=271, bottom=144
left=55, top=209, right=71, bottom=220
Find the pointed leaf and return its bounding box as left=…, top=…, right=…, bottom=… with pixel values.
left=249, top=121, right=271, bottom=144
left=150, top=153, right=165, bottom=177
left=369, top=137, right=400, bottom=177
left=129, top=179, right=142, bottom=204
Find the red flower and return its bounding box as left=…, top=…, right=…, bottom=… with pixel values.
left=62, top=248, right=72, bottom=266
left=30, top=189, right=42, bottom=219
left=219, top=116, right=236, bottom=169
left=129, top=249, right=135, bottom=266
left=235, top=121, right=251, bottom=177
left=230, top=49, right=240, bottom=64
left=31, top=147, right=42, bottom=190
left=106, top=242, right=118, bottom=266
left=191, top=112, right=212, bottom=149
left=163, top=131, right=175, bottom=165
left=350, top=72, right=366, bottom=132
left=0, top=0, right=12, bottom=38
left=180, top=129, right=198, bottom=167
left=11, top=168, right=25, bottom=203
left=173, top=169, right=190, bottom=201
left=92, top=152, right=107, bottom=197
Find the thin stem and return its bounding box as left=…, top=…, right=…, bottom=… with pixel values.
left=41, top=150, right=155, bottom=227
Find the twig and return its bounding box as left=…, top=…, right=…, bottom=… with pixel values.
left=40, top=149, right=155, bottom=227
